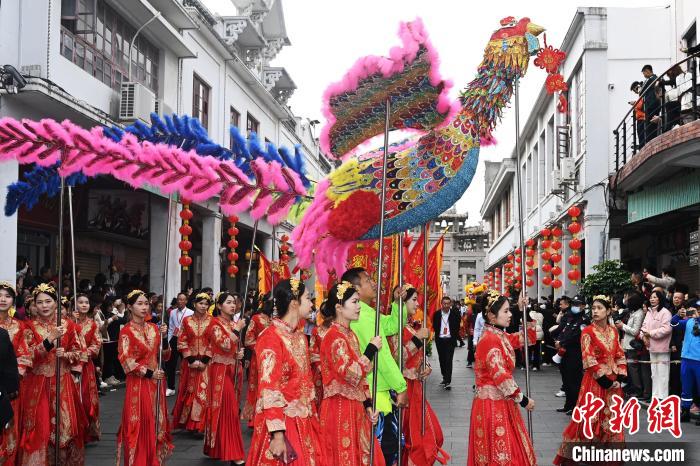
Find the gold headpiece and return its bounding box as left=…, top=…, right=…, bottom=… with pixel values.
left=0, top=281, right=16, bottom=295
left=290, top=278, right=301, bottom=298
left=127, top=289, right=146, bottom=300
left=486, top=289, right=501, bottom=309
left=195, top=292, right=212, bottom=302
left=401, top=283, right=415, bottom=293
left=214, top=291, right=225, bottom=302
left=33, top=282, right=57, bottom=298
left=592, top=295, right=610, bottom=304
left=336, top=281, right=355, bottom=301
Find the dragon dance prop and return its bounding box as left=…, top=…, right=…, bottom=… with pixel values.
left=292, top=17, right=548, bottom=283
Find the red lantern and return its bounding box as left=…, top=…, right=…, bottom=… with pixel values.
left=179, top=208, right=193, bottom=221
left=179, top=256, right=193, bottom=267
left=515, top=266, right=521, bottom=273
left=542, top=276, right=553, bottom=286
left=551, top=240, right=562, bottom=251
left=514, top=282, right=522, bottom=290
left=507, top=254, right=515, bottom=261
left=515, top=248, right=521, bottom=255
left=526, top=279, right=534, bottom=287
left=525, top=259, right=535, bottom=267
left=541, top=228, right=551, bottom=237
left=228, top=227, right=239, bottom=236
left=568, top=222, right=581, bottom=234
left=526, top=249, right=535, bottom=257
left=227, top=264, right=239, bottom=276
left=551, top=227, right=563, bottom=237
left=541, top=251, right=552, bottom=261
left=552, top=279, right=562, bottom=289
left=551, top=253, right=562, bottom=263
left=178, top=224, right=193, bottom=236
left=552, top=266, right=562, bottom=276
left=526, top=269, right=535, bottom=277
left=541, top=239, right=552, bottom=249
left=542, top=263, right=553, bottom=273
left=568, top=269, right=581, bottom=281
left=178, top=240, right=192, bottom=251
left=525, top=238, right=535, bottom=247
left=227, top=239, right=239, bottom=249
left=569, top=238, right=582, bottom=250
left=281, top=234, right=290, bottom=242
left=568, top=255, right=581, bottom=266
left=568, top=206, right=581, bottom=218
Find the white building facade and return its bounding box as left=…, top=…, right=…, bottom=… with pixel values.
left=481, top=7, right=672, bottom=299
left=0, top=0, right=331, bottom=296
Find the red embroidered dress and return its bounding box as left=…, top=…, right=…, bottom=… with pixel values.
left=319, top=322, right=383, bottom=466
left=19, top=317, right=87, bottom=466
left=309, top=324, right=329, bottom=409
left=401, top=325, right=449, bottom=466
left=247, top=318, right=323, bottom=466
left=116, top=322, right=172, bottom=466
left=468, top=324, right=537, bottom=466
left=0, top=315, right=31, bottom=465
left=242, top=312, right=271, bottom=424
left=203, top=316, right=245, bottom=462
left=172, top=313, right=214, bottom=432
left=76, top=317, right=101, bottom=442
left=554, top=323, right=627, bottom=465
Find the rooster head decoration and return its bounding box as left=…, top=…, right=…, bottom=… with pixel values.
left=292, top=17, right=545, bottom=282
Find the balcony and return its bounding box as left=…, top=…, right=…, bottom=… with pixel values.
left=612, top=53, right=700, bottom=192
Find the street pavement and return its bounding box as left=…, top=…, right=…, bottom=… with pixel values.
left=87, top=345, right=699, bottom=465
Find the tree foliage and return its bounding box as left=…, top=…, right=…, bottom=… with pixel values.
left=580, top=260, right=632, bottom=299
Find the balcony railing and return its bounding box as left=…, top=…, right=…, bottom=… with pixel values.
left=613, top=53, right=700, bottom=171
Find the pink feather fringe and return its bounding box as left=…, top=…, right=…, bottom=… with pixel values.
left=319, top=18, right=460, bottom=159
left=0, top=118, right=306, bottom=225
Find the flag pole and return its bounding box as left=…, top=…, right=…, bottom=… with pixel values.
left=234, top=219, right=259, bottom=400
left=397, top=233, right=405, bottom=466
left=54, top=177, right=65, bottom=465
left=514, top=77, right=533, bottom=437
left=421, top=224, right=428, bottom=435
left=155, top=194, right=174, bottom=440
left=369, top=97, right=391, bottom=465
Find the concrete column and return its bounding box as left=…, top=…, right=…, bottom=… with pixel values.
left=149, top=196, right=181, bottom=303
left=201, top=212, right=222, bottom=294
left=0, top=161, right=18, bottom=283
left=583, top=213, right=608, bottom=275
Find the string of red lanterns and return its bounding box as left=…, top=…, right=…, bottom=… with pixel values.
left=514, top=248, right=522, bottom=291
left=551, top=226, right=563, bottom=289
left=525, top=238, right=536, bottom=288
left=178, top=200, right=193, bottom=270
left=540, top=228, right=552, bottom=287
left=567, top=205, right=583, bottom=284
left=226, top=215, right=240, bottom=278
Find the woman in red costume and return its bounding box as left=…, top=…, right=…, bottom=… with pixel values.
left=203, top=291, right=247, bottom=464
left=468, top=291, right=537, bottom=466
left=242, top=298, right=273, bottom=426
left=553, top=296, right=627, bottom=465
left=172, top=292, right=214, bottom=433
left=247, top=278, right=323, bottom=466
left=309, top=305, right=330, bottom=410
left=400, top=286, right=449, bottom=466
left=19, top=283, right=87, bottom=466
left=318, top=281, right=383, bottom=466
left=0, top=282, right=31, bottom=466
left=74, top=293, right=101, bottom=443
left=116, top=289, right=172, bottom=466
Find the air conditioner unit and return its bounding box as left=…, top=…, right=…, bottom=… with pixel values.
left=561, top=157, right=576, bottom=183
left=119, top=82, right=156, bottom=122
left=550, top=169, right=564, bottom=194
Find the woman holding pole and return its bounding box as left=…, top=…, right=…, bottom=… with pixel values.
left=19, top=283, right=87, bottom=465
left=172, top=292, right=215, bottom=433
left=400, top=286, right=449, bottom=466
left=319, top=281, right=383, bottom=466
left=247, top=278, right=323, bottom=466
left=74, top=292, right=102, bottom=443
left=203, top=291, right=247, bottom=464
left=468, top=290, right=537, bottom=466
left=116, top=289, right=172, bottom=466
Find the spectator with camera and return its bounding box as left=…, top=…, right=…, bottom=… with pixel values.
left=615, top=292, right=647, bottom=399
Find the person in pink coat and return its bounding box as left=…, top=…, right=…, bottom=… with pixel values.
left=640, top=290, right=672, bottom=399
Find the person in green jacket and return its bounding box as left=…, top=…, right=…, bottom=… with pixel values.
left=343, top=267, right=410, bottom=466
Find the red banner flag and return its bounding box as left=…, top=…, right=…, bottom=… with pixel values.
left=426, top=235, right=445, bottom=327
left=402, top=227, right=445, bottom=328
left=257, top=247, right=291, bottom=297
left=345, top=236, right=399, bottom=313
